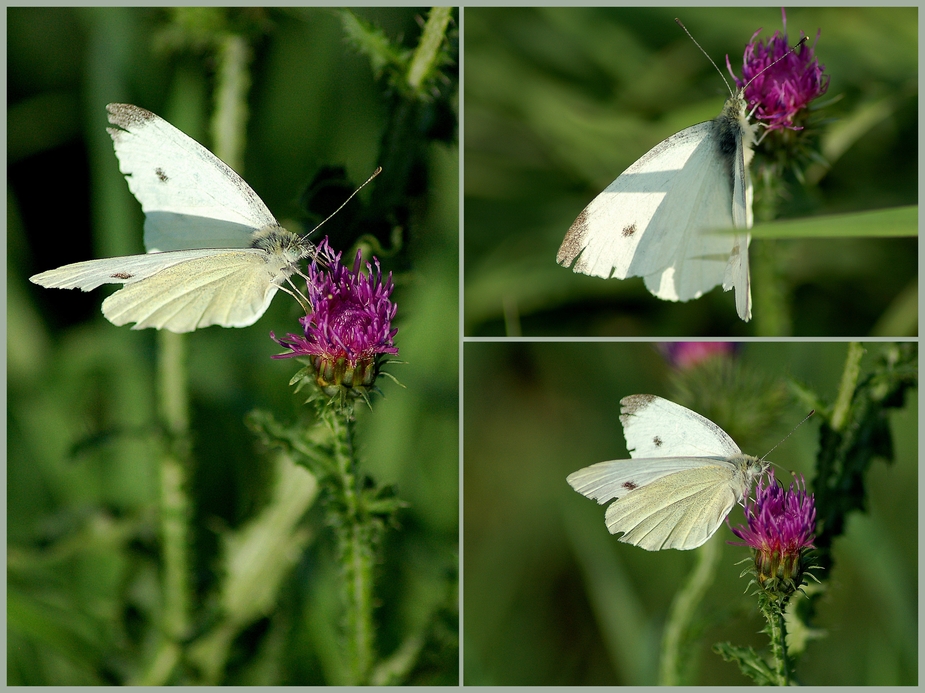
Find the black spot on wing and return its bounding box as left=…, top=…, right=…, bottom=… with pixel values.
left=622, top=481, right=638, bottom=491
left=111, top=272, right=133, bottom=279
left=621, top=222, right=637, bottom=237
left=653, top=436, right=663, bottom=447
left=155, top=167, right=169, bottom=183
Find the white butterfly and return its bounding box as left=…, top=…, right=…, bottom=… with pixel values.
left=30, top=103, right=313, bottom=333
left=567, top=394, right=769, bottom=551
left=557, top=56, right=755, bottom=322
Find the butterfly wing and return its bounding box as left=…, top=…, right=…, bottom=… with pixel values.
left=567, top=393, right=767, bottom=551
left=558, top=95, right=757, bottom=321
left=100, top=250, right=291, bottom=332
left=106, top=103, right=278, bottom=252
left=619, top=394, right=742, bottom=459
left=567, top=456, right=724, bottom=501
left=722, top=115, right=754, bottom=321
left=558, top=121, right=736, bottom=300
left=29, top=250, right=234, bottom=291
left=603, top=463, right=740, bottom=550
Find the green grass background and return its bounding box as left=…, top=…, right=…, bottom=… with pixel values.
left=463, top=341, right=916, bottom=685
left=464, top=7, right=917, bottom=336
left=8, top=7, right=458, bottom=684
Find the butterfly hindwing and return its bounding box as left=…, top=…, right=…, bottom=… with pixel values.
left=603, top=463, right=739, bottom=550
left=101, top=250, right=286, bottom=332
left=717, top=95, right=754, bottom=321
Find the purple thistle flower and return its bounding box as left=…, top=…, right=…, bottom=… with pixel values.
left=272, top=237, right=398, bottom=397
left=731, top=474, right=816, bottom=594
left=727, top=9, right=830, bottom=133
left=660, top=342, right=739, bottom=370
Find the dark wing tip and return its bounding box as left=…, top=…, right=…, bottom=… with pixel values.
left=619, top=394, right=657, bottom=423
left=106, top=103, right=156, bottom=130
left=557, top=209, right=589, bottom=266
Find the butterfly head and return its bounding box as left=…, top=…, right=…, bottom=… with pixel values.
left=731, top=453, right=772, bottom=502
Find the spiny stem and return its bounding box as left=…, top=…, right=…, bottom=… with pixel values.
left=407, top=7, right=453, bottom=92
left=328, top=409, right=376, bottom=683
left=831, top=342, right=864, bottom=431
left=762, top=596, right=791, bottom=685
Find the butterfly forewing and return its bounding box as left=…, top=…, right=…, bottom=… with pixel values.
left=29, top=249, right=233, bottom=291
left=558, top=87, right=757, bottom=321
left=107, top=103, right=277, bottom=252
left=566, top=456, right=727, bottom=502
left=620, top=394, right=742, bottom=459
left=559, top=123, right=722, bottom=282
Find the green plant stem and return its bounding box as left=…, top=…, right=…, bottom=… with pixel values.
left=365, top=6, right=452, bottom=236
left=327, top=408, right=376, bottom=684
left=407, top=7, right=452, bottom=92
left=831, top=342, right=864, bottom=432
left=137, top=330, right=192, bottom=685
left=762, top=596, right=791, bottom=685
left=659, top=536, right=721, bottom=685
left=212, top=32, right=251, bottom=170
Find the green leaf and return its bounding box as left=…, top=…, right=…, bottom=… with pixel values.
left=712, top=642, right=777, bottom=685
left=750, top=205, right=917, bottom=239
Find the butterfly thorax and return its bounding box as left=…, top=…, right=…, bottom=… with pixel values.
left=712, top=94, right=752, bottom=174
left=251, top=225, right=314, bottom=264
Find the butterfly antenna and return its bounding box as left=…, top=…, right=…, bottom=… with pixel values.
left=676, top=18, right=809, bottom=97
left=675, top=18, right=734, bottom=97
left=302, top=166, right=382, bottom=241
left=741, top=35, right=808, bottom=92
left=760, top=409, right=815, bottom=462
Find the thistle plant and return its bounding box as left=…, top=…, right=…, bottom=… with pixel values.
left=653, top=342, right=916, bottom=685
left=250, top=236, right=403, bottom=684
left=716, top=475, right=818, bottom=685
left=272, top=238, right=399, bottom=402
left=728, top=9, right=830, bottom=138
left=712, top=342, right=917, bottom=685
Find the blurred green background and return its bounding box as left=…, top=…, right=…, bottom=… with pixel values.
left=464, top=7, right=917, bottom=336
left=463, top=342, right=916, bottom=684
left=9, top=7, right=458, bottom=684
